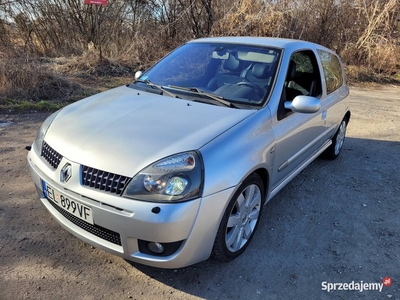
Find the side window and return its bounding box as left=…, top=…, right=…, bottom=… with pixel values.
left=318, top=50, right=343, bottom=94
left=287, top=51, right=322, bottom=98
left=278, top=50, right=322, bottom=120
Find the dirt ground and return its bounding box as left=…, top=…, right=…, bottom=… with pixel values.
left=0, top=86, right=399, bottom=300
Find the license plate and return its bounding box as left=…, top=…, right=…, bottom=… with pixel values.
left=42, top=181, right=94, bottom=225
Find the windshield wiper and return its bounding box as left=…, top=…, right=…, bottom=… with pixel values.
left=169, top=86, right=237, bottom=108
left=134, top=79, right=180, bottom=98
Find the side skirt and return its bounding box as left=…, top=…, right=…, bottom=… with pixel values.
left=265, top=139, right=332, bottom=204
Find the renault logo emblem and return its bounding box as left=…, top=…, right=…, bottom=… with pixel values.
left=60, top=163, right=72, bottom=183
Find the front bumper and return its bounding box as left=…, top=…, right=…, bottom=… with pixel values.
left=27, top=147, right=235, bottom=268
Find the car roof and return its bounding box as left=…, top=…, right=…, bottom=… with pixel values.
left=188, top=36, right=334, bottom=53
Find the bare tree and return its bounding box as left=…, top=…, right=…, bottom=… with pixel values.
left=0, top=0, right=398, bottom=73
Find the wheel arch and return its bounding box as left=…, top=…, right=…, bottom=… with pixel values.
left=344, top=110, right=351, bottom=123
left=252, top=167, right=270, bottom=204
left=211, top=169, right=267, bottom=261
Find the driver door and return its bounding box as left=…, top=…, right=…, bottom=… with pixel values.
left=270, top=50, right=326, bottom=190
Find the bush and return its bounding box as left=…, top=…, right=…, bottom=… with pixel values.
left=0, top=55, right=81, bottom=101
left=0, top=0, right=398, bottom=93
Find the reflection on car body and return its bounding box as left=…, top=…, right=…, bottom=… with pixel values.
left=27, top=37, right=350, bottom=268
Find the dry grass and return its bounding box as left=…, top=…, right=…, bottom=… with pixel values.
left=0, top=51, right=137, bottom=112
left=345, top=65, right=400, bottom=87
left=53, top=50, right=136, bottom=77
left=212, top=0, right=287, bottom=37
left=1, top=0, right=399, bottom=111
left=0, top=56, right=81, bottom=101
left=0, top=50, right=398, bottom=113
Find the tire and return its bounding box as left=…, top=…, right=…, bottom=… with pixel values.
left=212, top=173, right=264, bottom=262
left=322, top=119, right=347, bottom=160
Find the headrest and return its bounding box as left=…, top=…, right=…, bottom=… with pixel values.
left=252, top=63, right=271, bottom=79
left=223, top=54, right=242, bottom=72
left=288, top=61, right=297, bottom=79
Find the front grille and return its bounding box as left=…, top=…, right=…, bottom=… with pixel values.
left=46, top=198, right=122, bottom=246
left=41, top=141, right=63, bottom=169
left=82, top=165, right=129, bottom=195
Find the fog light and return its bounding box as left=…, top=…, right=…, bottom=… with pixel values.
left=138, top=239, right=184, bottom=256
left=147, top=242, right=165, bottom=254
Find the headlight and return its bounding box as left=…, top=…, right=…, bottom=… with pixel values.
left=33, top=110, right=61, bottom=155
left=122, top=151, right=203, bottom=202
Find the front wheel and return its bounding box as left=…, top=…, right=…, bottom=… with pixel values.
left=322, top=119, right=347, bottom=160
left=212, top=173, right=264, bottom=262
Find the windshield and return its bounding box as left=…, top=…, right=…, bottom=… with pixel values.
left=134, top=42, right=281, bottom=106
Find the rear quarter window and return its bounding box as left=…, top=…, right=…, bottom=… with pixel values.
left=317, top=50, right=344, bottom=94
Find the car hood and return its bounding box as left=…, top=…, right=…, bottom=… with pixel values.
left=45, top=86, right=255, bottom=176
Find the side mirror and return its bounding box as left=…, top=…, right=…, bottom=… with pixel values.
left=134, top=71, right=143, bottom=80
left=284, top=95, right=320, bottom=113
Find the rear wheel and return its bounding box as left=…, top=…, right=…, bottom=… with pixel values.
left=322, top=119, right=347, bottom=160
left=212, top=173, right=264, bottom=262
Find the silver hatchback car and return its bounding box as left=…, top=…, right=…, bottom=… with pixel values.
left=27, top=37, right=350, bottom=268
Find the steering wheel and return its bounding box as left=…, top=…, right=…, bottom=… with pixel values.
left=235, top=82, right=264, bottom=97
